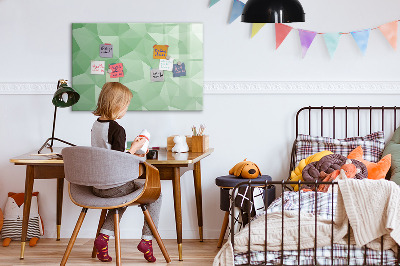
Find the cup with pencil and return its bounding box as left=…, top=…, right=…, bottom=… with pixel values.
left=191, top=124, right=209, bottom=152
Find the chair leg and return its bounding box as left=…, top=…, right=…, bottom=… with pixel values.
left=114, top=209, right=121, bottom=266
left=217, top=211, right=230, bottom=248
left=60, top=208, right=88, bottom=266
left=91, top=209, right=108, bottom=258
left=141, top=205, right=171, bottom=263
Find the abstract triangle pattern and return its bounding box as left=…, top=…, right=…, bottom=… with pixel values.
left=351, top=29, right=370, bottom=55
left=378, top=21, right=397, bottom=50
left=251, top=23, right=266, bottom=38
left=72, top=23, right=203, bottom=111
left=229, top=0, right=245, bottom=24
left=275, top=23, right=293, bottom=49
left=209, top=0, right=220, bottom=7
left=298, top=29, right=317, bottom=58
left=323, top=33, right=341, bottom=58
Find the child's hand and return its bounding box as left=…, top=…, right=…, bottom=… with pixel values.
left=129, top=137, right=147, bottom=154
left=134, top=149, right=149, bottom=157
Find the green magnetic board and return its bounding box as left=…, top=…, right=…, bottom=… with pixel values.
left=72, top=23, right=203, bottom=111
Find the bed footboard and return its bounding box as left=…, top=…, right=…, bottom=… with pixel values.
left=230, top=180, right=400, bottom=266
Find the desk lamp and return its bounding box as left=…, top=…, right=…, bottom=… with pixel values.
left=38, top=79, right=80, bottom=154
left=241, top=0, right=305, bottom=23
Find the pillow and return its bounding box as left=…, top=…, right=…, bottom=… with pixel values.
left=302, top=154, right=368, bottom=190
left=382, top=126, right=400, bottom=184
left=289, top=150, right=333, bottom=191
left=295, top=131, right=385, bottom=166
left=348, top=146, right=391, bottom=180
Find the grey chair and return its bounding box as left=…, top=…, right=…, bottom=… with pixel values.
left=60, top=146, right=171, bottom=265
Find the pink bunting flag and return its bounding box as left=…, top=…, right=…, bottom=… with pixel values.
left=298, top=29, right=317, bottom=58
left=378, top=21, right=398, bottom=50
left=275, top=23, right=293, bottom=49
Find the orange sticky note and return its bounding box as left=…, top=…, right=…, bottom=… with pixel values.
left=153, top=45, right=169, bottom=59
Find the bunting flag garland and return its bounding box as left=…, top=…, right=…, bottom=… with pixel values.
left=378, top=21, right=398, bottom=50
left=209, top=0, right=220, bottom=8
left=351, top=29, right=370, bottom=55
left=251, top=23, right=266, bottom=38
left=275, top=23, right=293, bottom=49
left=207, top=3, right=400, bottom=57
left=229, top=0, right=245, bottom=24
left=323, top=33, right=341, bottom=58
left=298, top=29, right=317, bottom=58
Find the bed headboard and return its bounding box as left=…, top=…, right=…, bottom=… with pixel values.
left=290, top=106, right=400, bottom=179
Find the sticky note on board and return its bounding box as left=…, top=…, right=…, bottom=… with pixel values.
left=153, top=45, right=169, bottom=59
left=91, top=61, right=105, bottom=75
left=100, top=44, right=113, bottom=58
left=150, top=69, right=165, bottom=82
left=172, top=63, right=186, bottom=77
left=109, top=63, right=124, bottom=78
left=106, top=72, right=120, bottom=82
left=159, top=58, right=174, bottom=71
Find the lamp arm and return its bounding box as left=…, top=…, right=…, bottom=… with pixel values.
left=50, top=105, right=57, bottom=148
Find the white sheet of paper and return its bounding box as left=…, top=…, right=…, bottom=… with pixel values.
left=150, top=69, right=165, bottom=82
left=91, top=61, right=105, bottom=75
left=159, top=58, right=174, bottom=71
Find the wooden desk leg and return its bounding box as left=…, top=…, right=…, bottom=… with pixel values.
left=193, top=161, right=204, bottom=242
left=172, top=167, right=183, bottom=261
left=20, top=165, right=35, bottom=259
left=56, top=178, right=64, bottom=241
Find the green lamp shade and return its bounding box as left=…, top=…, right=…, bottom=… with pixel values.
left=52, top=84, right=80, bottom=108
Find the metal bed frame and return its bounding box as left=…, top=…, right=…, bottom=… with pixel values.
left=230, top=106, right=400, bottom=266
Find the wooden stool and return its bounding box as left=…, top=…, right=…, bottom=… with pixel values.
left=215, top=175, right=275, bottom=248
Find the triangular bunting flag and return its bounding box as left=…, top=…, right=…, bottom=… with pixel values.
left=351, top=29, right=370, bottom=55
left=298, top=29, right=317, bottom=58
left=275, top=23, right=293, bottom=49
left=378, top=21, right=398, bottom=50
left=209, top=0, right=220, bottom=7
left=251, top=23, right=266, bottom=38
left=229, top=0, right=245, bottom=24
left=323, top=33, right=341, bottom=58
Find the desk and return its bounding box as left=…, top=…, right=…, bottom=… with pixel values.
left=10, top=147, right=213, bottom=261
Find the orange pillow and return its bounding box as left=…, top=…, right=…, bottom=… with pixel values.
left=347, top=146, right=391, bottom=180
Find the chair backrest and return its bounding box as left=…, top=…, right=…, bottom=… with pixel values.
left=62, top=146, right=145, bottom=188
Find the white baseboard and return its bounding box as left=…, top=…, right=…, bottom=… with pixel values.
left=1, top=81, right=400, bottom=94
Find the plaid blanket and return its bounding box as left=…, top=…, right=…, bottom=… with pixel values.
left=234, top=191, right=397, bottom=265
left=235, top=244, right=397, bottom=265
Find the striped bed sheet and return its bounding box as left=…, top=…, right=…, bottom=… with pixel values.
left=234, top=191, right=397, bottom=265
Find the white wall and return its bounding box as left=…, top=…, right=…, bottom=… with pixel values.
left=1, top=0, right=400, bottom=240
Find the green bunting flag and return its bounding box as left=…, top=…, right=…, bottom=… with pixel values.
left=209, top=0, right=221, bottom=8
left=323, top=33, right=341, bottom=58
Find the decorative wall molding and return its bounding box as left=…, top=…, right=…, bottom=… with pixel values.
left=1, top=81, right=400, bottom=95
left=204, top=81, right=400, bottom=94
left=0, top=83, right=55, bottom=94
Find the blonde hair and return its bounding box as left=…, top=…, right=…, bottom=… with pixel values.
left=93, top=82, right=133, bottom=120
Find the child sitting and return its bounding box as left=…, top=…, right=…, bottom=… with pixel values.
left=91, top=82, right=162, bottom=263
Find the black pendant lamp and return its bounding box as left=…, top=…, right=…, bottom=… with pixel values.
left=242, top=0, right=305, bottom=23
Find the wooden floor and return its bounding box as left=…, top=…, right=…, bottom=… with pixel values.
left=0, top=239, right=221, bottom=265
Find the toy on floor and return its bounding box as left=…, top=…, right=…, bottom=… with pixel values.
left=229, top=159, right=261, bottom=179
left=1, top=192, right=44, bottom=247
